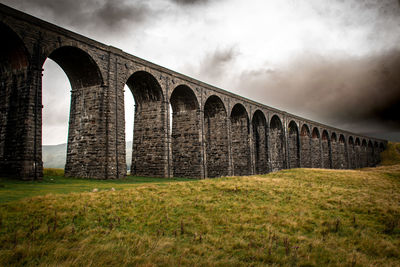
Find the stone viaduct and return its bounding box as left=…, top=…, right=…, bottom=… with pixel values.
left=0, top=4, right=387, bottom=180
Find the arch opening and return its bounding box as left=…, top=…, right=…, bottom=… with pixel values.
left=125, top=71, right=165, bottom=177
left=204, top=95, right=228, bottom=178
left=288, top=121, right=300, bottom=168
left=252, top=110, right=268, bottom=174
left=269, top=115, right=284, bottom=171
left=41, top=59, right=71, bottom=172
left=230, top=103, right=251, bottom=175
left=44, top=46, right=105, bottom=178
left=170, top=85, right=201, bottom=178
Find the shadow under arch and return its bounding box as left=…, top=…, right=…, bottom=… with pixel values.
left=204, top=95, right=228, bottom=178
left=0, top=22, right=32, bottom=178
left=230, top=103, right=251, bottom=175
left=269, top=115, right=284, bottom=171
left=300, top=124, right=311, bottom=168
left=125, top=71, right=166, bottom=177
left=252, top=110, right=268, bottom=174
left=170, top=85, right=202, bottom=178
left=47, top=46, right=103, bottom=89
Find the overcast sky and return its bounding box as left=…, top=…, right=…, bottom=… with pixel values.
left=2, top=0, right=400, bottom=144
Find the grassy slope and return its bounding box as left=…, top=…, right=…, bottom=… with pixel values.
left=0, top=145, right=399, bottom=266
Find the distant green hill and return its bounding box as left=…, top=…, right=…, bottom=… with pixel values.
left=42, top=141, right=133, bottom=169
left=42, top=143, right=67, bottom=168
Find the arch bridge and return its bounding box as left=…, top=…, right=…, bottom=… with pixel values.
left=0, top=4, right=387, bottom=180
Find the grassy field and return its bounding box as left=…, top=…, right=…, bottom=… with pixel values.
left=0, top=168, right=191, bottom=203
left=0, top=145, right=399, bottom=266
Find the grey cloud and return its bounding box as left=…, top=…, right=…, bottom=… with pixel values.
left=235, top=49, right=400, bottom=137
left=170, top=0, right=210, bottom=6
left=310, top=0, right=400, bottom=50
left=1, top=0, right=153, bottom=33
left=196, top=47, right=238, bottom=84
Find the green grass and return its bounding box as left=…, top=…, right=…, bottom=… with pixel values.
left=0, top=146, right=399, bottom=266
left=0, top=169, right=191, bottom=203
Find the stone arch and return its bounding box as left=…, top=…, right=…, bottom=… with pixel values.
left=300, top=124, right=311, bottom=168
left=204, top=95, right=229, bottom=178
left=0, top=22, right=29, bottom=74
left=338, top=134, right=346, bottom=169
left=126, top=71, right=166, bottom=177
left=230, top=103, right=251, bottom=175
left=287, top=120, right=300, bottom=168
left=331, top=132, right=338, bottom=169
left=321, top=130, right=331, bottom=168
left=0, top=22, right=32, bottom=178
left=45, top=46, right=105, bottom=178
left=46, top=46, right=104, bottom=89
left=252, top=110, right=268, bottom=174
left=348, top=136, right=355, bottom=169
left=311, top=127, right=321, bottom=168
left=170, top=85, right=201, bottom=178
left=269, top=115, right=285, bottom=171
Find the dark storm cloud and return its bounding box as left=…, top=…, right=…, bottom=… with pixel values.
left=237, top=49, right=400, bottom=134
left=1, top=0, right=152, bottom=32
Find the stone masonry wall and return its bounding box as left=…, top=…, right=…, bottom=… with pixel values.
left=230, top=106, right=251, bottom=176
left=338, top=142, right=346, bottom=169
left=288, top=125, right=299, bottom=168
left=300, top=129, right=312, bottom=168
left=269, top=117, right=285, bottom=172
left=204, top=98, right=229, bottom=178
left=322, top=139, right=331, bottom=169
left=131, top=100, right=166, bottom=177
left=172, top=109, right=202, bottom=178
left=311, top=137, right=321, bottom=168
left=331, top=140, right=339, bottom=169
left=252, top=113, right=268, bottom=174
